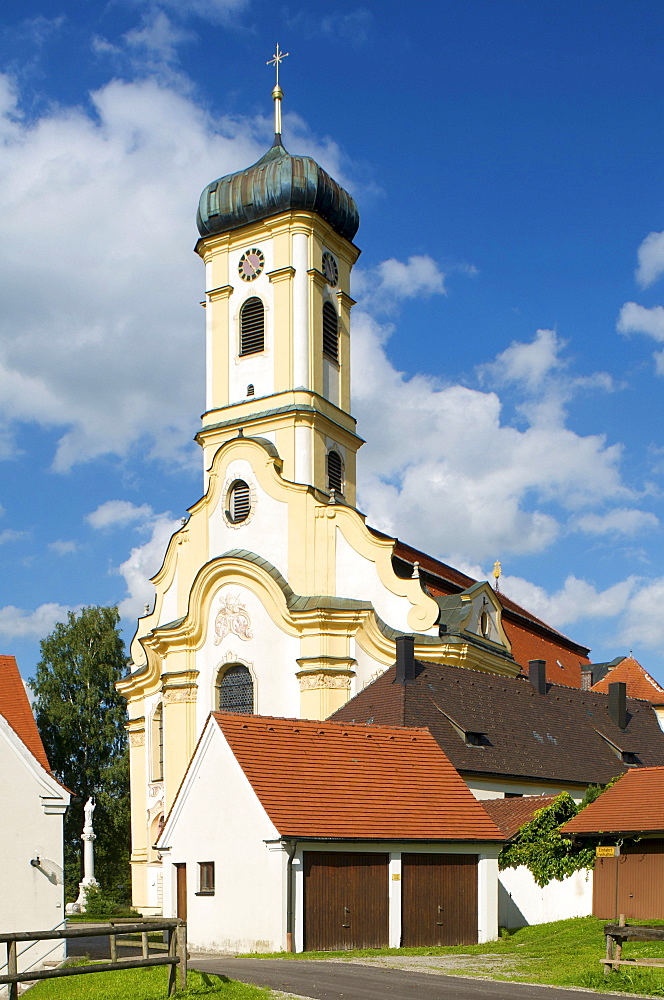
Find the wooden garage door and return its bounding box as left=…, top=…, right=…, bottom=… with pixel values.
left=593, top=841, right=664, bottom=919
left=401, top=853, right=478, bottom=946
left=303, top=852, right=388, bottom=951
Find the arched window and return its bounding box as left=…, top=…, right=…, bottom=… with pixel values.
left=151, top=703, right=164, bottom=781
left=322, top=301, right=338, bottom=362
left=217, top=664, right=253, bottom=714
left=327, top=449, right=344, bottom=497
left=240, top=297, right=264, bottom=355
left=226, top=480, right=251, bottom=523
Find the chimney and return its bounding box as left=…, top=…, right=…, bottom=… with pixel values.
left=608, top=681, right=627, bottom=730
left=528, top=659, right=547, bottom=695
left=395, top=635, right=416, bottom=684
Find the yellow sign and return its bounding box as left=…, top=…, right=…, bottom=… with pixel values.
left=596, top=846, right=618, bottom=857
left=391, top=874, right=401, bottom=881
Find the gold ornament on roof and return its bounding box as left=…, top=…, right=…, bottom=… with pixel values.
left=493, top=560, right=502, bottom=591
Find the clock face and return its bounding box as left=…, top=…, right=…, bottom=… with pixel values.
left=239, top=248, right=265, bottom=281
left=322, top=251, right=338, bottom=287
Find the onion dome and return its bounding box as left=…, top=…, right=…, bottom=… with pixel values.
left=196, top=136, right=360, bottom=242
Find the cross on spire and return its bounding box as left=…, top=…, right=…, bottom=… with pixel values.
left=267, top=44, right=289, bottom=137
left=267, top=43, right=289, bottom=88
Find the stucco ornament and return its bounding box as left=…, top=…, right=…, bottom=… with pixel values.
left=214, top=594, right=253, bottom=644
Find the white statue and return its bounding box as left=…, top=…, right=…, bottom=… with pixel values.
left=66, top=795, right=99, bottom=914
left=83, top=795, right=96, bottom=834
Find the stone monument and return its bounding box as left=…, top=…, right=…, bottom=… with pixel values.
left=66, top=795, right=99, bottom=914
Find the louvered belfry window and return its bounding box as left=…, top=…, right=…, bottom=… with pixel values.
left=228, top=480, right=251, bottom=522
left=240, top=297, right=264, bottom=355
left=218, top=664, right=253, bottom=714
left=322, top=301, right=339, bottom=362
left=327, top=450, right=344, bottom=496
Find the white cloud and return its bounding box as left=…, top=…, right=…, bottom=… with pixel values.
left=617, top=302, right=664, bottom=342
left=124, top=11, right=195, bottom=62
left=482, top=328, right=565, bottom=391
left=130, top=0, right=249, bottom=26
left=499, top=573, right=638, bottom=628
left=0, top=528, right=28, bottom=544
left=0, top=602, right=76, bottom=640
left=573, top=508, right=659, bottom=537
left=618, top=577, right=664, bottom=649
left=48, top=539, right=79, bottom=556
left=118, top=513, right=182, bottom=620
left=0, top=73, right=270, bottom=471
left=353, top=255, right=447, bottom=312
left=352, top=312, right=631, bottom=562
left=636, top=230, right=664, bottom=289
left=87, top=500, right=154, bottom=530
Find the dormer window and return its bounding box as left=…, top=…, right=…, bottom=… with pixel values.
left=322, top=301, right=339, bottom=362
left=595, top=729, right=640, bottom=766
left=240, top=297, right=264, bottom=356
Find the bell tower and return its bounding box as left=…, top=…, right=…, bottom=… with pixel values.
left=194, top=50, right=362, bottom=506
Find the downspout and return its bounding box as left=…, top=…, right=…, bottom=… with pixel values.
left=285, top=839, right=298, bottom=953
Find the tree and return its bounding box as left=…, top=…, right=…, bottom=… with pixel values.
left=498, top=792, right=596, bottom=887
left=31, top=606, right=130, bottom=903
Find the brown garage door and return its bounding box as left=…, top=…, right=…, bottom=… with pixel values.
left=401, top=853, right=478, bottom=946
left=593, top=840, right=664, bottom=919
left=303, top=852, right=388, bottom=951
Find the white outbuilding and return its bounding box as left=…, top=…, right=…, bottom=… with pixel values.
left=0, top=655, right=70, bottom=984
left=157, top=712, right=504, bottom=953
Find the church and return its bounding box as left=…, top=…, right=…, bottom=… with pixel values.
left=117, top=61, right=629, bottom=918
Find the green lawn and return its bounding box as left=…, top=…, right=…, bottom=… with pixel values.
left=28, top=966, right=271, bottom=1000
left=246, top=916, right=664, bottom=996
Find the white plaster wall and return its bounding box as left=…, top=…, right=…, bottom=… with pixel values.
left=161, top=726, right=285, bottom=952
left=0, top=720, right=68, bottom=976
left=498, top=866, right=592, bottom=928
left=159, top=573, right=179, bottom=629
left=208, top=458, right=289, bottom=581
left=335, top=530, right=413, bottom=631
left=349, top=640, right=386, bottom=698
left=466, top=778, right=585, bottom=804
left=197, top=583, right=301, bottom=728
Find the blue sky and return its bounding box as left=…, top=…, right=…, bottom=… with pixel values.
left=2, top=1, right=664, bottom=685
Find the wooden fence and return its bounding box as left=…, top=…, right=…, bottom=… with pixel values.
left=603, top=915, right=664, bottom=975
left=0, top=919, right=186, bottom=999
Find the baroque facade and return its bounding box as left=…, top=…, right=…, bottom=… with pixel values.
left=118, top=82, right=594, bottom=913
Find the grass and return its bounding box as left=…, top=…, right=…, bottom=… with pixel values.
left=27, top=965, right=272, bottom=1000
left=244, top=916, right=664, bottom=995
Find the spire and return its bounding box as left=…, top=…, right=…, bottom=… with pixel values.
left=267, top=43, right=289, bottom=138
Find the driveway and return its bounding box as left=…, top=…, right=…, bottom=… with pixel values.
left=190, top=955, right=656, bottom=1000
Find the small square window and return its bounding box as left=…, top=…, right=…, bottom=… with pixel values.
left=196, top=862, right=215, bottom=895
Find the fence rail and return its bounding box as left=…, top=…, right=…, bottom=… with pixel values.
left=603, top=915, right=664, bottom=975
left=0, top=918, right=187, bottom=999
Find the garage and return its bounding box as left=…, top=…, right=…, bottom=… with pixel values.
left=401, top=853, right=478, bottom=946
left=303, top=852, right=389, bottom=951
left=593, top=840, right=664, bottom=919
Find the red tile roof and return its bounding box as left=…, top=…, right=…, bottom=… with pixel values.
left=562, top=767, right=664, bottom=836
left=481, top=794, right=561, bottom=839
left=0, top=654, right=51, bottom=772
left=591, top=658, right=664, bottom=705
left=213, top=713, right=504, bottom=842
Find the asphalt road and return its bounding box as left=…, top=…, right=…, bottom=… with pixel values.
left=190, top=956, right=650, bottom=1000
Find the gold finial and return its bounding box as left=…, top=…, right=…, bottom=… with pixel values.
left=493, top=560, right=502, bottom=591
left=267, top=43, right=289, bottom=135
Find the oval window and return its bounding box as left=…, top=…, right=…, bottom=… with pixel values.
left=227, top=480, right=251, bottom=523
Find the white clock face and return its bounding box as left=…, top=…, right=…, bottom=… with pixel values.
left=322, top=251, right=338, bottom=287
left=239, top=248, right=265, bottom=281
